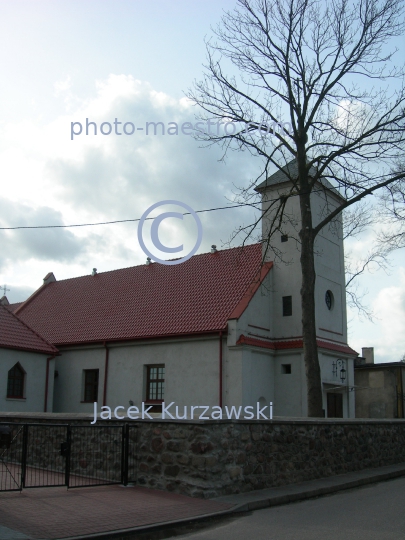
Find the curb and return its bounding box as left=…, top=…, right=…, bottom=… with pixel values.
left=56, top=507, right=238, bottom=540
left=227, top=465, right=405, bottom=513
left=62, top=464, right=405, bottom=540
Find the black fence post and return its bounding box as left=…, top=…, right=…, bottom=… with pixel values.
left=20, top=424, right=28, bottom=490
left=65, top=426, right=71, bottom=488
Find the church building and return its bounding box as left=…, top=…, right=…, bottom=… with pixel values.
left=0, top=160, right=358, bottom=418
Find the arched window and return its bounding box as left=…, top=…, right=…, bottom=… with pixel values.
left=7, top=363, right=25, bottom=398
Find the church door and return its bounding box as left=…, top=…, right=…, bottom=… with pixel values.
left=327, top=392, right=343, bottom=418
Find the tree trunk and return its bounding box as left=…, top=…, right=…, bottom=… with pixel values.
left=299, top=167, right=324, bottom=417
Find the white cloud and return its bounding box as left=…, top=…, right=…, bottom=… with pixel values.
left=0, top=75, right=259, bottom=303
left=371, top=268, right=405, bottom=361
left=54, top=76, right=72, bottom=95
left=348, top=266, right=405, bottom=363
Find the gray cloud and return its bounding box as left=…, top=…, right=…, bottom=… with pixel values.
left=0, top=199, right=88, bottom=269
left=45, top=84, right=262, bottom=257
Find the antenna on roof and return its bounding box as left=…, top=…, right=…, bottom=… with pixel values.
left=0, top=284, right=10, bottom=296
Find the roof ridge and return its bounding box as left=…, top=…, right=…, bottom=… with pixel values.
left=229, top=261, right=273, bottom=320
left=0, top=303, right=58, bottom=353
left=18, top=243, right=262, bottom=285
left=14, top=281, right=49, bottom=316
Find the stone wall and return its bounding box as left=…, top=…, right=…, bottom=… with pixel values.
left=1, top=413, right=405, bottom=498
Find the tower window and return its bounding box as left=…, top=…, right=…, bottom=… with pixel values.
left=282, top=296, right=292, bottom=316
left=281, top=364, right=292, bottom=374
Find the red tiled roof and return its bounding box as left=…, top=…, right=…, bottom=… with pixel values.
left=15, top=244, right=272, bottom=346
left=237, top=335, right=358, bottom=355
left=8, top=302, right=23, bottom=312
left=0, top=304, right=58, bottom=354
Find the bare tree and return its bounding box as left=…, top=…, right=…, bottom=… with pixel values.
left=343, top=202, right=390, bottom=321
left=377, top=175, right=405, bottom=250
left=188, top=0, right=405, bottom=416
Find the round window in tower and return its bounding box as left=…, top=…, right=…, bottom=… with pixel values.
left=325, top=290, right=334, bottom=310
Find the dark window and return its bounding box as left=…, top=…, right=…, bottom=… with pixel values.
left=83, top=369, right=99, bottom=402
left=281, top=234, right=288, bottom=243
left=281, top=364, right=292, bottom=374
left=282, top=295, right=292, bottom=316
left=7, top=363, right=25, bottom=398
left=327, top=393, right=343, bottom=418
left=146, top=365, right=165, bottom=403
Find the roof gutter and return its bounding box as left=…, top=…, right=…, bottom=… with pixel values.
left=53, top=329, right=227, bottom=348
left=103, top=342, right=109, bottom=407
left=44, top=355, right=56, bottom=412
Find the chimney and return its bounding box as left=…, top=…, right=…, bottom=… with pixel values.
left=146, top=257, right=151, bottom=266
left=43, top=272, right=56, bottom=285
left=362, top=347, right=374, bottom=364
left=92, top=268, right=97, bottom=276
left=211, top=245, right=217, bottom=253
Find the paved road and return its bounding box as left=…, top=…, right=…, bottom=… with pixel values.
left=178, top=477, right=405, bottom=540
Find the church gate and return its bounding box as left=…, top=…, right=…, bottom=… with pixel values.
left=0, top=423, right=137, bottom=491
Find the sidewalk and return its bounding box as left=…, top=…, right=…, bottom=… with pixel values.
left=1, top=462, right=405, bottom=540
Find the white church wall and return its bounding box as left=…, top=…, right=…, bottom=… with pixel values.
left=54, top=336, right=220, bottom=414
left=312, top=190, right=348, bottom=344
left=241, top=349, right=274, bottom=409
left=315, top=275, right=344, bottom=336
left=225, top=272, right=275, bottom=411
left=224, top=346, right=244, bottom=408
left=262, top=189, right=304, bottom=338
left=261, top=180, right=348, bottom=346
left=226, top=319, right=238, bottom=347
left=233, top=271, right=273, bottom=338
left=273, top=352, right=305, bottom=416
left=107, top=337, right=219, bottom=410
left=54, top=345, right=105, bottom=413
left=0, top=348, right=52, bottom=412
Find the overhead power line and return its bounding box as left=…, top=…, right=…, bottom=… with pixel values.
left=0, top=185, right=347, bottom=231
left=0, top=203, right=262, bottom=230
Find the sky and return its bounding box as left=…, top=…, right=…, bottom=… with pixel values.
left=0, top=0, right=404, bottom=363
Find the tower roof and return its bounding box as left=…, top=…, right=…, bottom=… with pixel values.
left=256, top=158, right=345, bottom=201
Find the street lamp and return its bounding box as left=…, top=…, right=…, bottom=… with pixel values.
left=332, top=359, right=346, bottom=382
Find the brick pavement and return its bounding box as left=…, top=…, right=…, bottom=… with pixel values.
left=0, top=485, right=233, bottom=539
